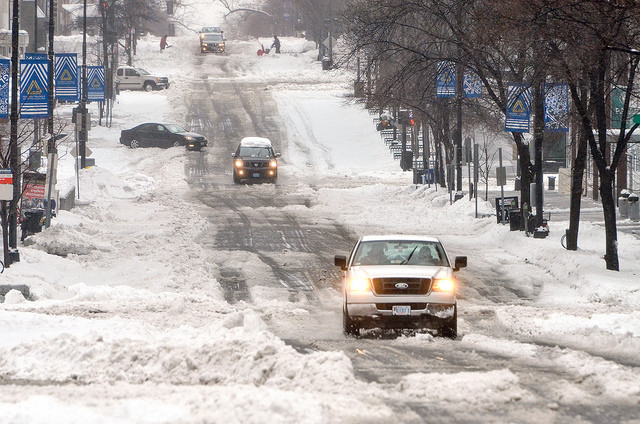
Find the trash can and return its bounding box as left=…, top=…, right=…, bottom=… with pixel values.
left=413, top=169, right=424, bottom=184
left=619, top=189, right=631, bottom=218
left=548, top=176, right=556, bottom=190
left=628, top=193, right=640, bottom=221
left=400, top=151, right=413, bottom=170
left=321, top=56, right=331, bottom=70
left=22, top=209, right=44, bottom=239
left=509, top=209, right=522, bottom=231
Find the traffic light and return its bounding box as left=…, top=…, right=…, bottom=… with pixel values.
left=398, top=110, right=415, bottom=126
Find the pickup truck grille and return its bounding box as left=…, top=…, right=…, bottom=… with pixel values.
left=157, top=77, right=169, bottom=84
left=372, top=277, right=430, bottom=295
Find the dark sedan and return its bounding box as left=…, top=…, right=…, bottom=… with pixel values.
left=119, top=123, right=208, bottom=151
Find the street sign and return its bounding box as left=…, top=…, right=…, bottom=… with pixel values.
left=496, top=166, right=507, bottom=186
left=70, top=146, right=93, bottom=158
left=633, top=114, right=640, bottom=125
left=322, top=36, right=337, bottom=49
left=0, top=168, right=13, bottom=200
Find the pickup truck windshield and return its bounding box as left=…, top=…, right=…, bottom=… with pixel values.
left=352, top=241, right=448, bottom=266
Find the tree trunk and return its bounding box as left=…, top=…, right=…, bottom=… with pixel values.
left=512, top=133, right=533, bottom=208
left=566, top=79, right=589, bottom=250
left=600, top=169, right=619, bottom=270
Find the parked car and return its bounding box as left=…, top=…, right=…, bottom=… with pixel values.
left=231, top=137, right=280, bottom=184
left=115, top=66, right=170, bottom=91
left=200, top=33, right=225, bottom=54
left=334, top=235, right=467, bottom=338
left=120, top=123, right=207, bottom=151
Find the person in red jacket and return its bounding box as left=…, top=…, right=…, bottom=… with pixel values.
left=160, top=35, right=169, bottom=52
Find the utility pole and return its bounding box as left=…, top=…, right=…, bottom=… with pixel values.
left=9, top=0, right=21, bottom=262
left=44, top=0, right=56, bottom=228
left=455, top=58, right=463, bottom=192
left=79, top=0, right=87, bottom=169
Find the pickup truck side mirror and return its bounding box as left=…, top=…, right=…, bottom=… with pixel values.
left=231, top=152, right=236, bottom=157
left=275, top=153, right=281, bottom=157
left=453, top=256, right=467, bottom=271
left=334, top=255, right=347, bottom=270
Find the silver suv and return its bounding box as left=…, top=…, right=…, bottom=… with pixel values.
left=334, top=235, right=466, bottom=338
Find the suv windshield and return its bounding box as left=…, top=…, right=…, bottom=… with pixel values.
left=352, top=241, right=448, bottom=266
left=239, top=146, right=273, bottom=158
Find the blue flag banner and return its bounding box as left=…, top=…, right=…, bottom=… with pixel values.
left=543, top=83, right=569, bottom=133
left=463, top=72, right=482, bottom=98
left=505, top=83, right=531, bottom=133
left=55, top=53, right=78, bottom=101
left=436, top=61, right=456, bottom=98
left=25, top=53, right=47, bottom=60
left=87, top=66, right=105, bottom=102
left=0, top=59, right=9, bottom=119
left=20, top=58, right=50, bottom=118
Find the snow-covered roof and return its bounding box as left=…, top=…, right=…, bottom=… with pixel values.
left=360, top=235, right=441, bottom=243
left=240, top=136, right=272, bottom=147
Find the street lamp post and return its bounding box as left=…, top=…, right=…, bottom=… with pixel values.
left=8, top=0, right=21, bottom=263
left=79, top=0, right=87, bottom=169
left=44, top=0, right=56, bottom=228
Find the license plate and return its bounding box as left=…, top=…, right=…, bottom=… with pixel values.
left=253, top=173, right=260, bottom=178
left=392, top=305, right=411, bottom=316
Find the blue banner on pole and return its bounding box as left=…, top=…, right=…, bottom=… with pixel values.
left=20, top=58, right=50, bottom=118
left=505, top=83, right=531, bottom=133
left=24, top=53, right=47, bottom=60
left=87, top=66, right=105, bottom=102
left=543, top=83, right=569, bottom=133
left=0, top=59, right=9, bottom=119
left=463, top=72, right=482, bottom=98
left=436, top=61, right=456, bottom=98
left=55, top=53, right=78, bottom=101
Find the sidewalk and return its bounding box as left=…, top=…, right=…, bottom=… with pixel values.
left=485, top=185, right=640, bottom=238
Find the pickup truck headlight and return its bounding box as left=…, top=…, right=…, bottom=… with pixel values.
left=348, top=270, right=371, bottom=292
left=432, top=279, right=454, bottom=292
left=269, top=159, right=277, bottom=168
left=234, top=159, right=244, bottom=168
left=184, top=136, right=195, bottom=141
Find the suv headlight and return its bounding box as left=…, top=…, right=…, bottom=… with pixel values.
left=432, top=279, right=454, bottom=292
left=269, top=159, right=277, bottom=168
left=234, top=159, right=244, bottom=168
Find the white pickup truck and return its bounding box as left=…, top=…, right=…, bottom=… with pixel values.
left=115, top=66, right=170, bottom=91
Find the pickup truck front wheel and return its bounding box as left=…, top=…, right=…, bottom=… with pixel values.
left=143, top=82, right=155, bottom=91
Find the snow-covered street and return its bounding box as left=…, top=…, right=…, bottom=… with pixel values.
left=0, top=5, right=639, bottom=422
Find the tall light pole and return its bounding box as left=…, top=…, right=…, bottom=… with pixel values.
left=79, top=0, right=87, bottom=169
left=44, top=0, right=56, bottom=228
left=9, top=0, right=21, bottom=262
